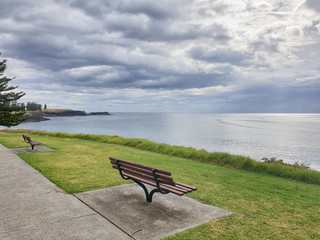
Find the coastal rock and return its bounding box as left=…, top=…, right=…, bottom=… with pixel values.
left=22, top=110, right=111, bottom=122
left=88, top=112, right=110, bottom=115
left=23, top=113, right=50, bottom=122
left=44, top=110, right=87, bottom=117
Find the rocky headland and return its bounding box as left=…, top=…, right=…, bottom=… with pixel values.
left=23, top=110, right=111, bottom=122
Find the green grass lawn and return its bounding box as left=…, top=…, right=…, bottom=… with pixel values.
left=0, top=132, right=319, bottom=239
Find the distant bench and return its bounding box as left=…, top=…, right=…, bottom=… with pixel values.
left=110, top=157, right=197, bottom=203
left=22, top=135, right=42, bottom=150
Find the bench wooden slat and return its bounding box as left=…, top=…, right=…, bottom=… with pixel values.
left=123, top=171, right=191, bottom=195
left=112, top=165, right=175, bottom=185
left=160, top=183, right=192, bottom=193
left=110, top=158, right=172, bottom=176
left=123, top=173, right=185, bottom=196
left=23, top=135, right=31, bottom=143
left=30, top=140, right=42, bottom=145
left=168, top=183, right=193, bottom=193
left=110, top=157, right=171, bottom=176
left=111, top=163, right=174, bottom=181
left=111, top=163, right=174, bottom=182
left=175, top=182, right=197, bottom=191
left=116, top=163, right=193, bottom=193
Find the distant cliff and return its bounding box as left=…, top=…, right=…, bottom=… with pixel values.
left=23, top=110, right=111, bottom=122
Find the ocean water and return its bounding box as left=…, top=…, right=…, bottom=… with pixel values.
left=4, top=113, right=320, bottom=171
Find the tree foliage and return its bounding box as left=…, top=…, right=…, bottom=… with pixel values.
left=26, top=102, right=42, bottom=111
left=0, top=53, right=26, bottom=127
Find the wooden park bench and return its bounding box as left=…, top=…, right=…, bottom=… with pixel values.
left=22, top=135, right=42, bottom=150
left=110, top=157, right=197, bottom=203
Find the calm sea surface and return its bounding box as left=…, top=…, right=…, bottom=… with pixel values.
left=5, top=113, right=320, bottom=171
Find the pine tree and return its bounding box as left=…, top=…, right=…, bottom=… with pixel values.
left=0, top=53, right=26, bottom=127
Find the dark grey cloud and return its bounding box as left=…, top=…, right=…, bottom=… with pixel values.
left=69, top=0, right=112, bottom=18
left=103, top=15, right=229, bottom=42
left=189, top=47, right=252, bottom=66
left=0, top=0, right=32, bottom=18
left=106, top=21, right=211, bottom=42
left=303, top=20, right=320, bottom=38
left=115, top=1, right=174, bottom=20
left=305, top=0, right=320, bottom=12
left=3, top=36, right=89, bottom=71
left=60, top=63, right=232, bottom=91
left=70, top=0, right=174, bottom=20
left=70, top=0, right=229, bottom=42
left=204, top=83, right=320, bottom=113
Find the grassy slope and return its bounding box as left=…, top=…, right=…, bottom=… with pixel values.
left=4, top=129, right=320, bottom=185
left=0, top=133, right=319, bottom=239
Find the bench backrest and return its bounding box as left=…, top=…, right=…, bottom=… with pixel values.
left=22, top=135, right=31, bottom=143
left=110, top=157, right=175, bottom=186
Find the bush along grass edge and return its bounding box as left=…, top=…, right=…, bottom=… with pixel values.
left=3, top=129, right=320, bottom=185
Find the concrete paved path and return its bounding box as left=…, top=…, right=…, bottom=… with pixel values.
left=0, top=144, right=131, bottom=240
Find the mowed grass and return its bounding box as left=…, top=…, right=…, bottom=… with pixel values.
left=0, top=132, right=319, bottom=239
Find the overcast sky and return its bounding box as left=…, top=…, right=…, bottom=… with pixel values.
left=1, top=0, right=319, bottom=113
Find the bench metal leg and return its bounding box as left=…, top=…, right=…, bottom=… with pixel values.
left=115, top=160, right=169, bottom=203
left=149, top=189, right=164, bottom=202
left=132, top=179, right=168, bottom=203
left=31, top=145, right=34, bottom=151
